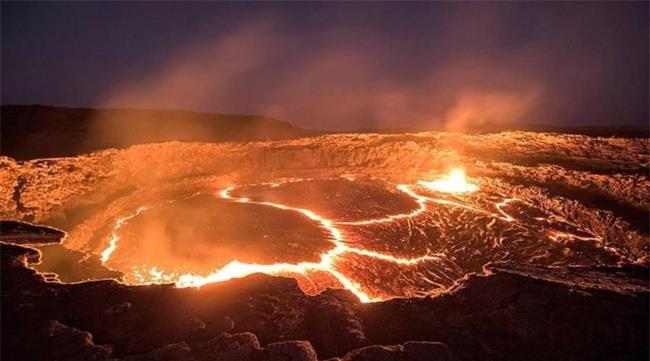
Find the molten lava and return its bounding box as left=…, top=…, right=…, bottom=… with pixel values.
left=417, top=168, right=479, bottom=193
left=87, top=161, right=624, bottom=304
left=100, top=206, right=148, bottom=263
left=115, top=183, right=446, bottom=303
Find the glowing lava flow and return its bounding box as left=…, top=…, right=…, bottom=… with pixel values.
left=113, top=181, right=454, bottom=302
left=209, top=186, right=446, bottom=301
left=99, top=169, right=568, bottom=302
left=100, top=206, right=148, bottom=263
left=100, top=193, right=202, bottom=265
left=495, top=198, right=517, bottom=222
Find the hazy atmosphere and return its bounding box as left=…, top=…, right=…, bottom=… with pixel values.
left=2, top=1, right=648, bottom=130
left=2, top=2, right=649, bottom=361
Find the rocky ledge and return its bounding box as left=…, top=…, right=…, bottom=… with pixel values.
left=1, top=222, right=648, bottom=361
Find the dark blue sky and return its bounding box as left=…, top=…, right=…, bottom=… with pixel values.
left=2, top=1, right=648, bottom=130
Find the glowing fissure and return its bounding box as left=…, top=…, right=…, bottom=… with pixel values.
left=547, top=230, right=600, bottom=243
left=100, top=206, right=148, bottom=263
left=100, top=193, right=201, bottom=265
left=345, top=247, right=445, bottom=265
left=495, top=198, right=517, bottom=222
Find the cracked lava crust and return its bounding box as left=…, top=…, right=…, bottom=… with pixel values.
left=1, top=131, right=648, bottom=360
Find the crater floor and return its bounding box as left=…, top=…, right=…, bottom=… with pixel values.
left=30, top=173, right=644, bottom=302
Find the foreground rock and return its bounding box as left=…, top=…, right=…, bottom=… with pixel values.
left=0, top=220, right=65, bottom=244
left=1, top=223, right=647, bottom=360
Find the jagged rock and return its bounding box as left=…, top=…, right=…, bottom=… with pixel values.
left=0, top=220, right=65, bottom=244
left=213, top=332, right=262, bottom=361
left=120, top=342, right=194, bottom=361
left=302, top=289, right=368, bottom=358
left=403, top=341, right=453, bottom=361
left=338, top=342, right=453, bottom=361
left=46, top=320, right=113, bottom=361
left=1, top=242, right=41, bottom=270
left=340, top=345, right=401, bottom=361
left=106, top=302, right=132, bottom=315
left=262, top=340, right=318, bottom=361
left=355, top=263, right=649, bottom=360
left=209, top=316, right=235, bottom=333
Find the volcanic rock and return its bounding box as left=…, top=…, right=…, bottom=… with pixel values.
left=1, top=234, right=647, bottom=360
left=120, top=342, right=194, bottom=361
left=340, top=345, right=401, bottom=361
left=45, top=320, right=113, bottom=361
left=402, top=342, right=453, bottom=361
left=0, top=220, right=65, bottom=244
left=334, top=340, right=453, bottom=361
left=262, top=340, right=319, bottom=361
left=212, top=332, right=262, bottom=361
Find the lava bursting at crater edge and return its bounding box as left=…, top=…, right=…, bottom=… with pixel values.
left=96, top=168, right=609, bottom=303
left=417, top=168, right=479, bottom=193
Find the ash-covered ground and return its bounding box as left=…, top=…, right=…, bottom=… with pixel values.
left=1, top=131, right=648, bottom=361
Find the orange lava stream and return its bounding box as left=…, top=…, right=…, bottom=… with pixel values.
left=100, top=206, right=148, bottom=263
left=547, top=230, right=600, bottom=243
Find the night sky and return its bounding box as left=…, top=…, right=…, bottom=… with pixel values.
left=2, top=1, right=648, bottom=130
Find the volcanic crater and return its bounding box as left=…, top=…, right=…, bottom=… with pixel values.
left=2, top=131, right=648, bottom=360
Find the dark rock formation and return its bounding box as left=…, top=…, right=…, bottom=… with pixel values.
left=337, top=341, right=453, bottom=361
left=356, top=263, right=649, bottom=360
left=0, top=220, right=66, bottom=244
left=45, top=320, right=114, bottom=361
left=1, top=105, right=317, bottom=160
